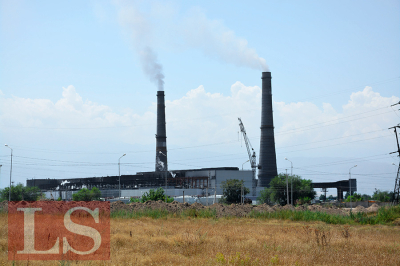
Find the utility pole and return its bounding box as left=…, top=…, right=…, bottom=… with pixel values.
left=241, top=182, right=244, bottom=204
left=206, top=171, right=210, bottom=206
left=286, top=169, right=289, bottom=205
left=118, top=154, right=126, bottom=199
left=389, top=120, right=400, bottom=204
left=285, top=158, right=293, bottom=205
left=349, top=165, right=357, bottom=211
left=5, top=145, right=12, bottom=201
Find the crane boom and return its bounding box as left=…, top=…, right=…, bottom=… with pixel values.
left=238, top=118, right=257, bottom=169
left=238, top=118, right=257, bottom=197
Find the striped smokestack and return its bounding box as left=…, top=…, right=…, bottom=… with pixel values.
left=155, top=91, right=168, bottom=172
left=258, top=72, right=277, bottom=187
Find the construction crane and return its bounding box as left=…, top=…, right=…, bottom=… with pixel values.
left=238, top=118, right=257, bottom=196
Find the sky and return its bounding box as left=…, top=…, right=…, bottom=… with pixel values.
left=0, top=0, right=399, bottom=197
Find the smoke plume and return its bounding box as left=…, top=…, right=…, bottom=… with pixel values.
left=140, top=47, right=164, bottom=91
left=114, top=1, right=269, bottom=86
left=115, top=1, right=165, bottom=90
left=182, top=9, right=269, bottom=71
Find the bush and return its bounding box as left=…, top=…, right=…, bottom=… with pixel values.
left=220, top=179, right=249, bottom=204
left=258, top=174, right=316, bottom=205
left=0, top=183, right=43, bottom=201
left=129, top=197, right=141, bottom=203
left=297, top=197, right=312, bottom=205
left=372, top=189, right=393, bottom=202
left=72, top=187, right=101, bottom=201
left=345, top=193, right=363, bottom=202
left=141, top=188, right=173, bottom=203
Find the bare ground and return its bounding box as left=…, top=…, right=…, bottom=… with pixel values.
left=109, top=200, right=381, bottom=217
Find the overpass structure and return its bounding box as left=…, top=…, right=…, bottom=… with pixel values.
left=312, top=179, right=357, bottom=201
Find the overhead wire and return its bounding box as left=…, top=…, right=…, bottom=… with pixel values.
left=1, top=82, right=398, bottom=187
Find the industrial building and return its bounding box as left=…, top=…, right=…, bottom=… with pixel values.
left=27, top=167, right=253, bottom=201
left=26, top=72, right=357, bottom=202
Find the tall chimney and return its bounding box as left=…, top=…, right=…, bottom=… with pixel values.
left=155, top=91, right=168, bottom=172
left=258, top=72, right=277, bottom=187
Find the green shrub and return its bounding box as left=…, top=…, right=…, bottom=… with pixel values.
left=129, top=197, right=141, bottom=203
left=258, top=174, right=316, bottom=205
left=72, top=187, right=101, bottom=201
left=0, top=184, right=43, bottom=201
left=141, top=187, right=173, bottom=203
left=220, top=179, right=249, bottom=204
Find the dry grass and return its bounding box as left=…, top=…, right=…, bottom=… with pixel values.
left=1, top=213, right=400, bottom=265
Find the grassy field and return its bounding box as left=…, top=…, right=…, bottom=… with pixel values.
left=1, top=211, right=400, bottom=265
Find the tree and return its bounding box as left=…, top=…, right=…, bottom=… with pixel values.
left=361, top=194, right=372, bottom=201
left=372, top=189, right=393, bottom=202
left=319, top=194, right=326, bottom=202
left=0, top=184, right=43, bottom=201
left=141, top=187, right=173, bottom=203
left=345, top=192, right=363, bottom=202
left=72, top=187, right=101, bottom=201
left=258, top=174, right=316, bottom=205
left=220, top=179, right=250, bottom=204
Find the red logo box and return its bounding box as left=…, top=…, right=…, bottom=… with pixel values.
left=8, top=201, right=110, bottom=261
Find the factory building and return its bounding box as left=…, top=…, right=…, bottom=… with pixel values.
left=27, top=167, right=253, bottom=201
left=30, top=71, right=358, bottom=202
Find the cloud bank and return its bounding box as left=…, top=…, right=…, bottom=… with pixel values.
left=0, top=84, right=397, bottom=156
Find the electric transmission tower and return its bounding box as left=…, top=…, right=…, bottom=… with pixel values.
left=389, top=101, right=400, bottom=204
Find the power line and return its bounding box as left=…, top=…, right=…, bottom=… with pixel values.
left=3, top=104, right=395, bottom=156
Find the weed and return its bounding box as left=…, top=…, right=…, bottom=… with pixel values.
left=270, top=255, right=279, bottom=265
left=216, top=252, right=226, bottom=264
left=215, top=252, right=255, bottom=265
left=230, top=252, right=251, bottom=265
left=314, top=226, right=331, bottom=248
left=58, top=260, right=71, bottom=266
left=341, top=225, right=351, bottom=239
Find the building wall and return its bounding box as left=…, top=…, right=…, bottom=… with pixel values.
left=41, top=168, right=255, bottom=200
left=215, top=170, right=253, bottom=195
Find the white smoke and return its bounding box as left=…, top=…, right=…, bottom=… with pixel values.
left=140, top=47, right=164, bottom=91
left=182, top=8, right=269, bottom=71
left=115, top=1, right=165, bottom=90
left=114, top=1, right=268, bottom=88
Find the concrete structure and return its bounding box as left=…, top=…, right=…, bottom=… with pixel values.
left=312, top=179, right=357, bottom=201
left=258, top=72, right=278, bottom=187
left=28, top=167, right=253, bottom=200
left=155, top=90, right=168, bottom=172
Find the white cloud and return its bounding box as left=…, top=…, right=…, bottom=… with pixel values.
left=273, top=87, right=399, bottom=156
left=0, top=83, right=398, bottom=193
left=181, top=8, right=268, bottom=71
left=0, top=86, right=155, bottom=144
left=0, top=84, right=398, bottom=157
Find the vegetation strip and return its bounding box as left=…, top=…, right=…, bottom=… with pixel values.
left=110, top=205, right=400, bottom=226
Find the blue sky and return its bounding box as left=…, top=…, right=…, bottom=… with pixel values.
left=0, top=0, right=399, bottom=196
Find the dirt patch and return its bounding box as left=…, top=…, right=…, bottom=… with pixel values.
left=353, top=205, right=366, bottom=213
left=0, top=201, right=8, bottom=212
left=366, top=203, right=379, bottom=213
left=0, top=200, right=388, bottom=218
left=393, top=218, right=400, bottom=226
left=110, top=201, right=356, bottom=217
